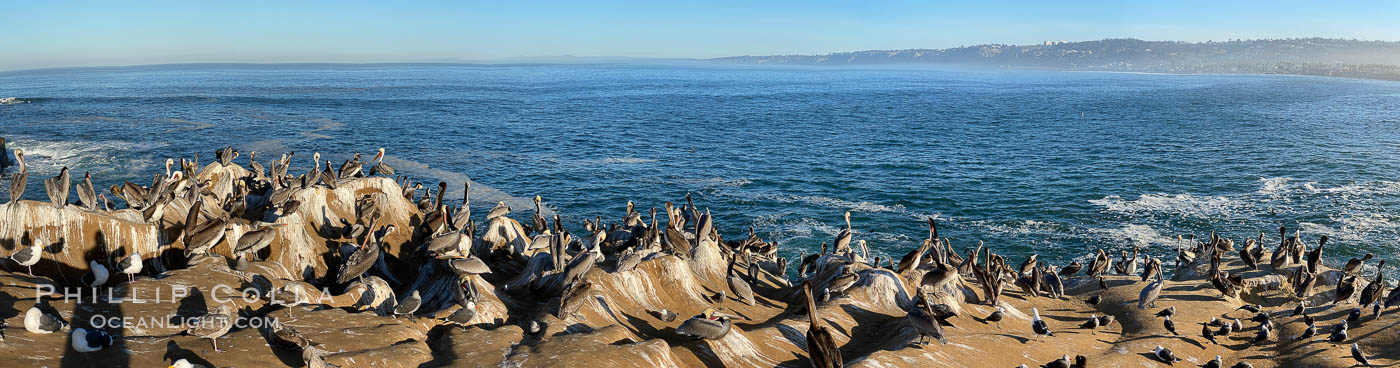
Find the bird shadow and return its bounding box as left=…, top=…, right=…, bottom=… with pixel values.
left=163, top=340, right=217, bottom=368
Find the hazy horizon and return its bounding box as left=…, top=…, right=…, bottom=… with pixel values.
left=4, top=1, right=1400, bottom=71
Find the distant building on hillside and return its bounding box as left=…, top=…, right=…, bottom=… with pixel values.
left=1044, top=40, right=1068, bottom=46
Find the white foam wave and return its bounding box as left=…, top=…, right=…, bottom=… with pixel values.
left=1089, top=193, right=1241, bottom=217
left=8, top=138, right=161, bottom=177
left=0, top=97, right=25, bottom=105
left=1094, top=224, right=1178, bottom=249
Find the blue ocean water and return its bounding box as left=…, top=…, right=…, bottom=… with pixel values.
left=3, top=63, right=1399, bottom=275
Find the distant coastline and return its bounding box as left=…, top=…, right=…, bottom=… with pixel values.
left=711, top=38, right=1400, bottom=82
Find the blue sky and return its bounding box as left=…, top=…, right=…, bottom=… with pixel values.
left=3, top=1, right=1398, bottom=71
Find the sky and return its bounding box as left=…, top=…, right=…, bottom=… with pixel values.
left=3, top=1, right=1399, bottom=71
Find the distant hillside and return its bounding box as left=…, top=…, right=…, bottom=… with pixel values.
left=712, top=38, right=1400, bottom=81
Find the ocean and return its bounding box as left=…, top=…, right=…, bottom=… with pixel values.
left=3, top=63, right=1399, bottom=276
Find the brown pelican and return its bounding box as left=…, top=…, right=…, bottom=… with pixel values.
left=10, top=242, right=40, bottom=274
left=336, top=218, right=381, bottom=284
left=450, top=182, right=471, bottom=230
left=7, top=149, right=25, bottom=203
left=1344, top=253, right=1373, bottom=275
left=1334, top=275, right=1358, bottom=304
left=906, top=296, right=948, bottom=344
left=1271, top=226, right=1291, bottom=269
left=833, top=211, right=853, bottom=255
left=1240, top=234, right=1260, bottom=270
left=76, top=171, right=96, bottom=211
left=803, top=280, right=842, bottom=367
left=524, top=195, right=547, bottom=234
left=116, top=250, right=142, bottom=283
left=44, top=166, right=70, bottom=208
left=486, top=201, right=510, bottom=221
left=558, top=281, right=593, bottom=318
left=1296, top=269, right=1317, bottom=299
left=1359, top=260, right=1385, bottom=306
left=24, top=304, right=66, bottom=333
left=427, top=231, right=470, bottom=258
left=1150, top=345, right=1181, bottom=364
left=1306, top=235, right=1327, bottom=273
left=726, top=253, right=756, bottom=305
left=1059, top=261, right=1082, bottom=276
left=369, top=148, right=394, bottom=176
left=1018, top=254, right=1039, bottom=275
left=70, top=327, right=116, bottom=353
left=675, top=308, right=732, bottom=340
left=319, top=160, right=338, bottom=189
left=1088, top=249, right=1110, bottom=278
left=234, top=223, right=284, bottom=256
left=334, top=153, right=359, bottom=179
left=186, top=304, right=234, bottom=352
left=1386, top=277, right=1400, bottom=309
left=184, top=216, right=228, bottom=257
left=897, top=229, right=932, bottom=274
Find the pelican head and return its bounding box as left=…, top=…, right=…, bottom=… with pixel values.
left=374, top=147, right=385, bottom=162
left=12, top=148, right=23, bottom=168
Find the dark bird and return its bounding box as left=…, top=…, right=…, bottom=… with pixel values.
left=10, top=243, right=41, bottom=275
left=1031, top=307, right=1053, bottom=340
left=1305, top=235, right=1326, bottom=273
left=1202, top=322, right=1216, bottom=344
left=1041, top=354, right=1072, bottom=368
left=1346, top=308, right=1361, bottom=323
left=1358, top=260, right=1385, bottom=306
left=1202, top=355, right=1223, bottom=368
left=1293, top=321, right=1316, bottom=341
left=336, top=220, right=381, bottom=284
left=804, top=280, right=842, bottom=368
left=393, top=290, right=421, bottom=317
left=1344, top=253, right=1374, bottom=275
left=24, top=305, right=66, bottom=334
left=1334, top=275, right=1358, bottom=305
left=1351, top=343, right=1372, bottom=367
left=1086, top=294, right=1101, bottom=305
left=1230, top=362, right=1254, bottom=368
left=1151, top=345, right=1181, bottom=364
left=1328, top=321, right=1348, bottom=344
left=1236, top=304, right=1261, bottom=314
left=1163, top=315, right=1179, bottom=336
left=985, top=306, right=1005, bottom=328
left=1293, top=301, right=1306, bottom=317
left=1080, top=314, right=1100, bottom=334
left=116, top=250, right=142, bottom=283
left=1156, top=306, right=1176, bottom=318
left=906, top=297, right=948, bottom=344
left=70, top=327, right=116, bottom=353
left=1059, top=261, right=1082, bottom=276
